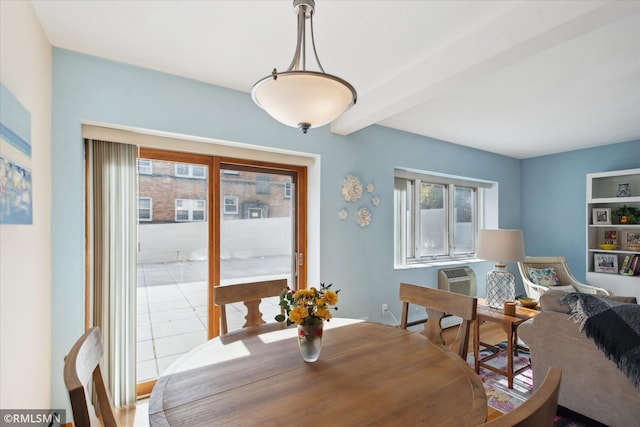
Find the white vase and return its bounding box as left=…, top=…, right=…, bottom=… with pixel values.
left=617, top=183, right=631, bottom=197
left=616, top=184, right=631, bottom=197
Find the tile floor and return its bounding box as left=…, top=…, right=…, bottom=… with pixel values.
left=136, top=260, right=283, bottom=382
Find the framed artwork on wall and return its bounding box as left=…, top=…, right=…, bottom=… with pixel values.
left=0, top=83, right=33, bottom=225
left=594, top=253, right=618, bottom=274
left=592, top=208, right=611, bottom=225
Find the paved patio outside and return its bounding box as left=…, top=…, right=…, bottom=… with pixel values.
left=136, top=259, right=287, bottom=382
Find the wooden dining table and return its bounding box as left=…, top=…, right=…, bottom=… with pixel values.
left=149, top=319, right=487, bottom=427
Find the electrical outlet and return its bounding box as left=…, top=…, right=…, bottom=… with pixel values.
left=381, top=303, right=389, bottom=315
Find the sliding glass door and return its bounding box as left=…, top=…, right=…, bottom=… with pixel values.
left=135, top=150, right=211, bottom=390
left=214, top=160, right=304, bottom=334
left=134, top=150, right=307, bottom=392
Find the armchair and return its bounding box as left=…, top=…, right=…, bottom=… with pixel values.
left=517, top=256, right=610, bottom=300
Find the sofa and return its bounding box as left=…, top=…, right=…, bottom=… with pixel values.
left=518, top=289, right=640, bottom=427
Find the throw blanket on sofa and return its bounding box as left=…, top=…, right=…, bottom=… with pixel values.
left=560, top=292, right=640, bottom=389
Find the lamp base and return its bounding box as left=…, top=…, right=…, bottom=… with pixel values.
left=486, top=265, right=516, bottom=309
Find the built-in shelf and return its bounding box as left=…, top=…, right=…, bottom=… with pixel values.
left=588, top=249, right=640, bottom=255
left=590, top=196, right=640, bottom=204
left=586, top=168, right=640, bottom=299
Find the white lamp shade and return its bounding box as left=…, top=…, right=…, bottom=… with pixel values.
left=476, top=229, right=525, bottom=263
left=252, top=71, right=357, bottom=129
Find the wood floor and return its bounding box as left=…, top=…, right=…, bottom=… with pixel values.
left=441, top=320, right=509, bottom=422
left=118, top=321, right=509, bottom=426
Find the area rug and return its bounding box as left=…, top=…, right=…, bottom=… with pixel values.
left=466, top=341, right=533, bottom=413
left=466, top=341, right=587, bottom=427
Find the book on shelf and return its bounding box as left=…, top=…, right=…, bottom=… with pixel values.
left=632, top=256, right=640, bottom=275
left=622, top=254, right=640, bottom=275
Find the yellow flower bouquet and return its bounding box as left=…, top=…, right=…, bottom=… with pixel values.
left=275, top=283, right=340, bottom=326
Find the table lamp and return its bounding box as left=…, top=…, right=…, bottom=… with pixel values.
left=476, top=229, right=525, bottom=309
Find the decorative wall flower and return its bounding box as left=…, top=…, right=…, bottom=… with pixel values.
left=366, top=183, right=375, bottom=193
left=357, top=208, right=372, bottom=227
left=371, top=196, right=380, bottom=207
left=338, top=209, right=349, bottom=220
left=341, top=175, right=363, bottom=202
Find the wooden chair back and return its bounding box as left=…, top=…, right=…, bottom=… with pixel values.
left=399, top=283, right=477, bottom=359
left=214, top=278, right=288, bottom=334
left=479, top=367, right=562, bottom=427
left=64, top=327, right=119, bottom=427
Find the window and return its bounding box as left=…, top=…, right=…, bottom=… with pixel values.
left=175, top=163, right=207, bottom=179
left=394, top=169, right=494, bottom=266
left=224, top=196, right=238, bottom=215
left=175, top=198, right=206, bottom=222
left=138, top=197, right=152, bottom=221
left=256, top=174, right=270, bottom=194
left=137, top=159, right=152, bottom=175
left=192, top=166, right=206, bottom=179
left=284, top=180, right=292, bottom=199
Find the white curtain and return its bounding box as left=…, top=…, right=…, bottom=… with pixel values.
left=394, top=177, right=408, bottom=265
left=88, top=139, right=137, bottom=406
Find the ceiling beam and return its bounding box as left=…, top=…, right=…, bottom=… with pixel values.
left=331, top=0, right=636, bottom=136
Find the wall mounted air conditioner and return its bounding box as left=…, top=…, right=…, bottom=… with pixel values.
left=438, top=266, right=477, bottom=297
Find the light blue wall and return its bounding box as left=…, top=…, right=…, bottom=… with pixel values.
left=51, top=48, right=524, bottom=407
left=521, top=140, right=640, bottom=281
left=50, top=47, right=640, bottom=411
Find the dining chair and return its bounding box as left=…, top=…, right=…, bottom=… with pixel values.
left=214, top=278, right=288, bottom=334
left=64, top=327, right=120, bottom=427
left=479, top=367, right=562, bottom=427
left=399, top=283, right=477, bottom=359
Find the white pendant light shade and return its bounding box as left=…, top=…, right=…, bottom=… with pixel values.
left=252, top=0, right=357, bottom=134
left=252, top=71, right=356, bottom=132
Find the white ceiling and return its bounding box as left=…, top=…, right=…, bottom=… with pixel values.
left=31, top=0, right=640, bottom=159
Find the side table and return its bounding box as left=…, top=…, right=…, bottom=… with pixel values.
left=474, top=299, right=539, bottom=388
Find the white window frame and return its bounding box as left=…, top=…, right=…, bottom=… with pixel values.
left=223, top=196, right=239, bottom=215
left=256, top=174, right=270, bottom=194
left=138, top=197, right=152, bottom=221
left=175, top=163, right=207, bottom=179
left=394, top=168, right=495, bottom=268
left=175, top=198, right=207, bottom=222
left=137, top=159, right=152, bottom=175
left=284, top=180, right=292, bottom=199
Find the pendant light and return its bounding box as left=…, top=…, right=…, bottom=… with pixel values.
left=251, top=0, right=357, bottom=134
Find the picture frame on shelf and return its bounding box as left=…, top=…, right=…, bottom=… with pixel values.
left=594, top=253, right=618, bottom=274
left=626, top=232, right=640, bottom=252
left=604, top=230, right=617, bottom=245
left=593, top=208, right=611, bottom=225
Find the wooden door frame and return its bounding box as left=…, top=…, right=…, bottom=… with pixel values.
left=135, top=150, right=307, bottom=394
left=211, top=157, right=308, bottom=337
